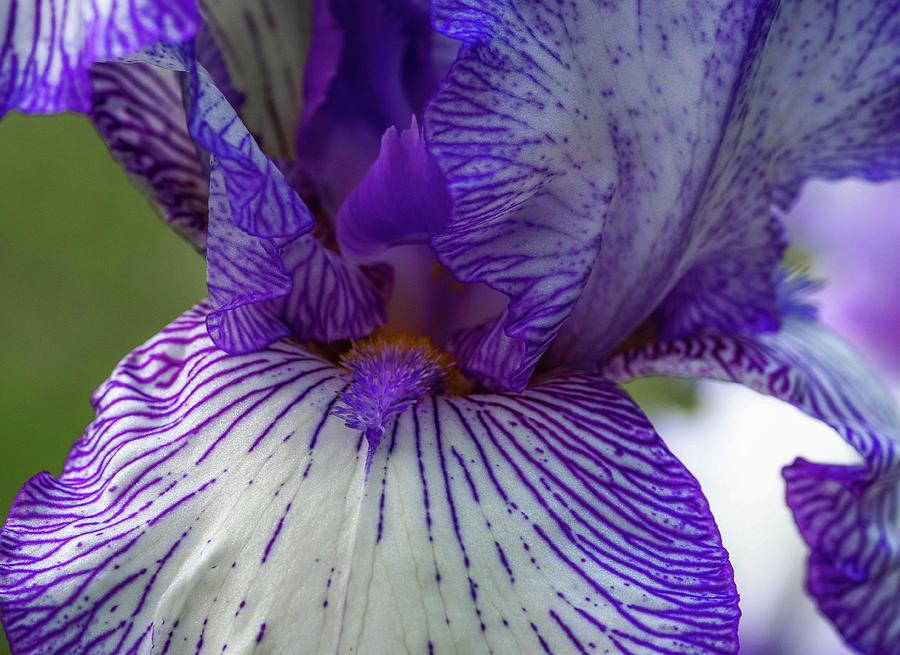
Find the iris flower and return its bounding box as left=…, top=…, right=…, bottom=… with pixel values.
left=2, top=1, right=900, bottom=653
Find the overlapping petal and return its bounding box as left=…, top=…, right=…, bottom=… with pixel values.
left=88, top=62, right=209, bottom=251
left=199, top=0, right=315, bottom=159
left=605, top=301, right=900, bottom=654
left=0, top=0, right=200, bottom=115
left=293, top=0, right=457, bottom=214
left=205, top=156, right=388, bottom=353
left=122, top=43, right=387, bottom=353
left=425, top=0, right=900, bottom=391
left=1, top=302, right=738, bottom=654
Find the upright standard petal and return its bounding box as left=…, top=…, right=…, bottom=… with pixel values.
left=199, top=0, right=315, bottom=158
left=1, top=302, right=738, bottom=654
left=88, top=62, right=209, bottom=252
left=205, top=156, right=388, bottom=352
left=0, top=0, right=200, bottom=115
left=425, top=0, right=900, bottom=390
left=605, top=301, right=900, bottom=654
left=293, top=0, right=457, bottom=214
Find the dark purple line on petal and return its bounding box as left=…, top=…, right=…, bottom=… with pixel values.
left=261, top=503, right=292, bottom=563
left=248, top=377, right=332, bottom=452
left=376, top=422, right=401, bottom=544
left=194, top=617, right=207, bottom=654
left=549, top=609, right=589, bottom=655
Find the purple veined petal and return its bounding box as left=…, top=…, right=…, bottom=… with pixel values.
left=292, top=0, right=458, bottom=215
left=335, top=117, right=451, bottom=261
left=193, top=22, right=244, bottom=113
left=204, top=154, right=294, bottom=351
left=126, top=43, right=380, bottom=354
left=0, top=0, right=200, bottom=115
left=271, top=237, right=391, bottom=343
left=425, top=0, right=900, bottom=391
left=644, top=0, right=900, bottom=347
left=131, top=42, right=314, bottom=240
left=88, top=62, right=209, bottom=252
left=1, top=302, right=738, bottom=654
left=204, top=154, right=388, bottom=353
left=604, top=300, right=900, bottom=654
left=199, top=0, right=314, bottom=159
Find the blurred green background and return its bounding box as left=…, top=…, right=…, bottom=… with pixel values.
left=0, top=112, right=206, bottom=653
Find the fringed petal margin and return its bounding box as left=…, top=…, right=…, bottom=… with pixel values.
left=605, top=313, right=900, bottom=654
left=1, top=302, right=738, bottom=654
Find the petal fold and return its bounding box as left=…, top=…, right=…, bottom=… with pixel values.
left=605, top=303, right=900, bottom=654
left=0, top=0, right=200, bottom=114
left=2, top=302, right=738, bottom=654
left=126, top=43, right=386, bottom=352
left=425, top=0, right=900, bottom=389
left=205, top=157, right=389, bottom=352
left=88, top=62, right=209, bottom=251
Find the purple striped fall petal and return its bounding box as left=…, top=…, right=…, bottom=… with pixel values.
left=605, top=294, right=900, bottom=654
left=88, top=62, right=209, bottom=252
left=0, top=303, right=739, bottom=655
left=0, top=0, right=201, bottom=115
left=424, top=0, right=900, bottom=391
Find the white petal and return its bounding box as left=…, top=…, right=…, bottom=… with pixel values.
left=2, top=303, right=738, bottom=654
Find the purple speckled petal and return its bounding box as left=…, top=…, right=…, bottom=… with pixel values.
left=199, top=0, right=314, bottom=158
left=426, top=1, right=900, bottom=391
left=0, top=0, right=200, bottom=115
left=605, top=308, right=900, bottom=654
left=336, top=118, right=451, bottom=261
left=1, top=302, right=738, bottom=654
left=88, top=62, right=209, bottom=251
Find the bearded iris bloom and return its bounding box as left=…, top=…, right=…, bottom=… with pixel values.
left=2, top=1, right=900, bottom=654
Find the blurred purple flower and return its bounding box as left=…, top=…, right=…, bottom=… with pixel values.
left=2, top=1, right=900, bottom=654
left=788, top=179, right=900, bottom=380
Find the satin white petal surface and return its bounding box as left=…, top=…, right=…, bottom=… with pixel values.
left=0, top=0, right=200, bottom=114
left=605, top=312, right=900, bottom=654
left=425, top=0, right=900, bottom=390
left=1, top=303, right=738, bottom=654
